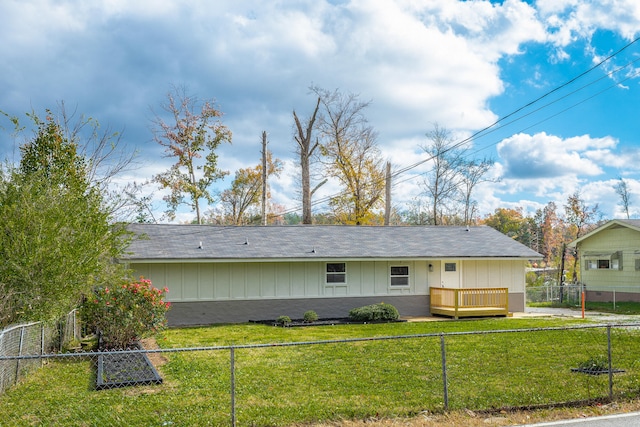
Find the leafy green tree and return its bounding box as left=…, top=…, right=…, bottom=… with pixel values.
left=152, top=87, right=232, bottom=223
left=483, top=208, right=526, bottom=238
left=19, top=113, right=88, bottom=189
left=0, top=115, right=129, bottom=327
left=12, top=103, right=143, bottom=222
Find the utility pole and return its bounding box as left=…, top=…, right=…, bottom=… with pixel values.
left=384, top=161, right=391, bottom=225
left=261, top=131, right=268, bottom=226
left=558, top=243, right=566, bottom=303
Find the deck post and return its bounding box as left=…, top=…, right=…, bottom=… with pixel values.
left=454, top=289, right=459, bottom=320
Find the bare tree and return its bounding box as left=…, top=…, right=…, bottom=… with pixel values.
left=293, top=96, right=322, bottom=224
left=314, top=87, right=385, bottom=225
left=420, top=124, right=466, bottom=225
left=57, top=102, right=135, bottom=190
left=152, top=86, right=232, bottom=223
left=615, top=177, right=631, bottom=219
left=459, top=157, right=495, bottom=225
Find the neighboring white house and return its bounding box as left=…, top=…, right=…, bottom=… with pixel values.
left=120, top=224, right=541, bottom=325
left=569, top=219, right=640, bottom=302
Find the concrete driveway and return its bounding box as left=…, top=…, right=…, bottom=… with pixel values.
left=521, top=306, right=640, bottom=322
left=517, top=411, right=640, bottom=426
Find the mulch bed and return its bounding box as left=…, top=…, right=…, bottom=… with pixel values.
left=249, top=317, right=406, bottom=327
left=95, top=344, right=163, bottom=390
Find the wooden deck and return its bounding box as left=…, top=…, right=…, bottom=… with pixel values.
left=430, top=287, right=509, bottom=319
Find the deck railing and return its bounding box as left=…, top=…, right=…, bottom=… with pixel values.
left=430, top=287, right=509, bottom=319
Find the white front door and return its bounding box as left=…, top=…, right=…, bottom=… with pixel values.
left=441, top=260, right=461, bottom=288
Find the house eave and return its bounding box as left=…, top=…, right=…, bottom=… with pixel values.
left=569, top=219, right=640, bottom=248
left=121, top=255, right=538, bottom=264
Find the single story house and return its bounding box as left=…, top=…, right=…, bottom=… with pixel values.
left=120, top=224, right=541, bottom=326
left=569, top=219, right=640, bottom=302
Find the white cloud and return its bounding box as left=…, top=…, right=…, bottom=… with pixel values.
left=538, top=0, right=640, bottom=44
left=3, top=0, right=640, bottom=222
left=497, top=132, right=617, bottom=179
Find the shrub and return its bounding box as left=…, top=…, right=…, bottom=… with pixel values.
left=303, top=310, right=318, bottom=322
left=348, top=302, right=399, bottom=322
left=81, top=277, right=170, bottom=349
left=276, top=315, right=292, bottom=326
left=577, top=356, right=609, bottom=373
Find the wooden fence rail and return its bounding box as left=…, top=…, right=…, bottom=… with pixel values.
left=430, top=287, right=509, bottom=319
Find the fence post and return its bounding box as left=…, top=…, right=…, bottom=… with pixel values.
left=41, top=324, right=45, bottom=367
left=613, top=290, right=616, bottom=311
left=230, top=346, right=236, bottom=427
left=607, top=326, right=613, bottom=400
left=440, top=333, right=449, bottom=410
left=0, top=329, right=4, bottom=393
left=15, top=326, right=26, bottom=385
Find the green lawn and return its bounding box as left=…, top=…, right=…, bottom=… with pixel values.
left=2, top=317, right=640, bottom=426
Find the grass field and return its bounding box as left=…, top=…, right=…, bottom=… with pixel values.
left=2, top=316, right=640, bottom=426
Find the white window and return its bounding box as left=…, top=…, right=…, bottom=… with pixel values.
left=390, top=266, right=409, bottom=287
left=585, top=251, right=622, bottom=270
left=587, top=259, right=615, bottom=269
left=326, top=263, right=346, bottom=284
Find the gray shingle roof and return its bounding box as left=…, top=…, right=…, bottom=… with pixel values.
left=122, top=224, right=542, bottom=261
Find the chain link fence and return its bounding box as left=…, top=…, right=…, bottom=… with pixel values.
left=527, top=284, right=585, bottom=305
left=1, top=323, right=640, bottom=426
left=0, top=309, right=80, bottom=395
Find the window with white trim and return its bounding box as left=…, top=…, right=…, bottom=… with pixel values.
left=326, top=263, right=346, bottom=284
left=585, top=251, right=622, bottom=270
left=390, top=266, right=409, bottom=287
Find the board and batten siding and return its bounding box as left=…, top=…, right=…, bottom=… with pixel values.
left=460, top=259, right=526, bottom=292
left=130, top=260, right=430, bottom=302
left=459, top=259, right=527, bottom=312
left=579, top=226, right=640, bottom=291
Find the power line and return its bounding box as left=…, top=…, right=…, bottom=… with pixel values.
left=274, top=36, right=640, bottom=218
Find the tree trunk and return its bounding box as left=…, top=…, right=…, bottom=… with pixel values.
left=293, top=97, right=321, bottom=225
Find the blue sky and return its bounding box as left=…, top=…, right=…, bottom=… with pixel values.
left=1, top=0, right=640, bottom=222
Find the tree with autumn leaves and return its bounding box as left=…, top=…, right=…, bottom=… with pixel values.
left=152, top=86, right=232, bottom=224
left=214, top=148, right=283, bottom=225
left=314, top=87, right=386, bottom=225
left=481, top=193, right=603, bottom=284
